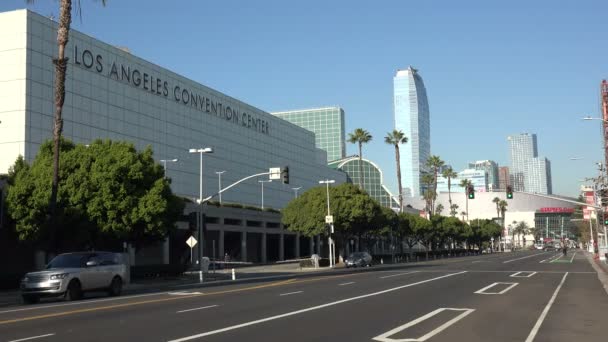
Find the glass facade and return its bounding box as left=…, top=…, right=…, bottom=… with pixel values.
left=272, top=107, right=346, bottom=162
left=394, top=66, right=430, bottom=198
left=508, top=133, right=552, bottom=194
left=468, top=160, right=499, bottom=191
left=328, top=157, right=399, bottom=209
left=534, top=212, right=575, bottom=241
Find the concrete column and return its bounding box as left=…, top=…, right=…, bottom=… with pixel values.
left=295, top=233, right=300, bottom=258
left=128, top=244, right=136, bottom=266
left=261, top=232, right=267, bottom=263
left=316, top=235, right=322, bottom=255
left=241, top=231, right=247, bottom=262
left=309, top=237, right=314, bottom=256
left=162, top=238, right=170, bottom=265
left=218, top=230, right=225, bottom=259
left=279, top=233, right=285, bottom=261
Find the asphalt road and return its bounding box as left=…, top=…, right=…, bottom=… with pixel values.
left=1, top=250, right=607, bottom=342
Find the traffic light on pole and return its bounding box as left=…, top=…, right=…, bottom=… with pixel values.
left=506, top=185, right=513, bottom=199
left=468, top=185, right=475, bottom=199
left=281, top=166, right=289, bottom=184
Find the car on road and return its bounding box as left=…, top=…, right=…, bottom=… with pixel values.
left=534, top=243, right=544, bottom=250
left=543, top=244, right=557, bottom=251
left=345, top=252, right=372, bottom=268
left=20, top=252, right=127, bottom=304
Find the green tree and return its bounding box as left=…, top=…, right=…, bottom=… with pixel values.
left=492, top=197, right=500, bottom=218
left=421, top=173, right=435, bottom=215
left=459, top=178, right=472, bottom=221
left=384, top=130, right=408, bottom=212
left=26, top=0, right=107, bottom=252
left=282, top=183, right=383, bottom=258
left=425, top=155, right=444, bottom=214
left=347, top=128, right=372, bottom=188
left=6, top=139, right=184, bottom=251
left=514, top=221, right=530, bottom=247
left=436, top=203, right=444, bottom=216
left=441, top=167, right=458, bottom=208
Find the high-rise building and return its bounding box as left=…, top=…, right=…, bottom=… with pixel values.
left=507, top=133, right=552, bottom=194
left=498, top=166, right=510, bottom=190
left=394, top=66, right=430, bottom=198
left=272, top=107, right=346, bottom=162
left=468, top=160, right=499, bottom=191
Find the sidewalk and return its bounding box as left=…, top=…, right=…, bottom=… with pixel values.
left=583, top=251, right=608, bottom=295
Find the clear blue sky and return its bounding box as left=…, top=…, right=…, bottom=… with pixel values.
left=3, top=0, right=607, bottom=197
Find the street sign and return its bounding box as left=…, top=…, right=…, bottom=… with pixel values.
left=186, top=236, right=198, bottom=248
left=325, top=215, right=333, bottom=224
left=269, top=167, right=281, bottom=180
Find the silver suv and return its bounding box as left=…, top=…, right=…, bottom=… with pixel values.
left=21, top=252, right=127, bottom=304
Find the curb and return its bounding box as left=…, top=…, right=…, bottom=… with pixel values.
left=583, top=251, right=608, bottom=295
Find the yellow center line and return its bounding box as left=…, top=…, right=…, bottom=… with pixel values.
left=0, top=272, right=365, bottom=325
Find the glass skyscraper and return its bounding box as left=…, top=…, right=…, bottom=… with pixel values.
left=394, top=66, right=430, bottom=198
left=468, top=160, right=499, bottom=191
left=272, top=107, right=346, bottom=162
left=508, top=133, right=552, bottom=194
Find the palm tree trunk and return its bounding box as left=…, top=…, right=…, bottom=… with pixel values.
left=465, top=196, right=469, bottom=222
left=49, top=0, right=72, bottom=253
left=395, top=145, right=403, bottom=212
left=358, top=142, right=363, bottom=189
left=447, top=178, right=452, bottom=206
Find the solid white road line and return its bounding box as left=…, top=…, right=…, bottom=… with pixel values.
left=525, top=272, right=568, bottom=342
left=279, top=291, right=303, bottom=297
left=373, top=308, right=475, bottom=342
left=379, top=271, right=419, bottom=279
left=0, top=292, right=166, bottom=315
left=168, top=291, right=204, bottom=296
left=474, top=282, right=518, bottom=295
left=167, top=272, right=467, bottom=342
left=338, top=282, right=355, bottom=286
left=8, top=334, right=55, bottom=342
left=570, top=252, right=577, bottom=262
left=503, top=253, right=545, bottom=263
left=510, top=271, right=537, bottom=278
left=176, top=305, right=218, bottom=314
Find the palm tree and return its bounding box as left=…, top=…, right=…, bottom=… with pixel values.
left=421, top=173, right=435, bottom=215
left=27, top=0, right=106, bottom=252
left=459, top=178, right=472, bottom=222
left=425, top=155, right=444, bottom=214
left=384, top=130, right=408, bottom=212
left=436, top=204, right=444, bottom=215
left=442, top=167, right=458, bottom=207
left=450, top=203, right=459, bottom=217
left=514, top=221, right=530, bottom=247
left=460, top=211, right=467, bottom=222
left=492, top=197, right=500, bottom=218
left=348, top=128, right=372, bottom=189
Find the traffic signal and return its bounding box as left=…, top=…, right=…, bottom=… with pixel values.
left=281, top=166, right=289, bottom=184
left=506, top=185, right=513, bottom=199
left=467, top=185, right=475, bottom=199
left=604, top=218, right=608, bottom=225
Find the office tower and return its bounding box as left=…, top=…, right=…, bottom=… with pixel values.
left=507, top=133, right=552, bottom=194
left=498, top=166, right=509, bottom=190
left=468, top=160, right=499, bottom=191
left=394, top=66, right=430, bottom=198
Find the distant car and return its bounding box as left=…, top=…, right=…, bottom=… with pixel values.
left=20, top=252, right=127, bottom=304
left=534, top=243, right=544, bottom=250
left=543, top=245, right=556, bottom=251
left=345, top=252, right=372, bottom=268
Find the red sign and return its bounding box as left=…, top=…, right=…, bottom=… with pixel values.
left=538, top=207, right=574, bottom=213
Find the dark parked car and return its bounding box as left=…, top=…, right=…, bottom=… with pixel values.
left=345, top=252, right=372, bottom=268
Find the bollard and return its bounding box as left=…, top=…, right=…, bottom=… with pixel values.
left=381, top=258, right=384, bottom=265
left=231, top=268, right=236, bottom=280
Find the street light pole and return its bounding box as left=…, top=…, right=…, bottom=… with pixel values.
left=319, top=180, right=335, bottom=267
left=259, top=180, right=272, bottom=209
left=215, top=171, right=226, bottom=204
left=292, top=186, right=302, bottom=199
left=189, top=147, right=213, bottom=283
left=160, top=158, right=178, bottom=178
